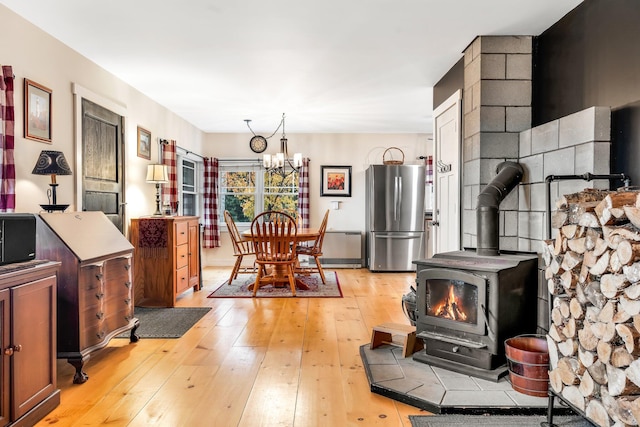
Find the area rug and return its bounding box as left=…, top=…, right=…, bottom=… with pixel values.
left=207, top=271, right=342, bottom=298
left=115, top=307, right=211, bottom=338
left=409, top=414, right=594, bottom=427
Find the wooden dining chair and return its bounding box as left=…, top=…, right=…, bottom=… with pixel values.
left=250, top=211, right=298, bottom=296
left=296, top=209, right=329, bottom=284
left=224, top=210, right=257, bottom=285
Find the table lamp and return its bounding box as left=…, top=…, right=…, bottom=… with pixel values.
left=32, top=150, right=72, bottom=212
left=146, top=164, right=169, bottom=215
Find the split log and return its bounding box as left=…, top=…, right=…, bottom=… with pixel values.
left=596, top=191, right=638, bottom=226
left=604, top=224, right=640, bottom=244
left=598, top=340, right=613, bottom=365
left=616, top=239, right=640, bottom=266
left=561, top=270, right=579, bottom=291
left=617, top=323, right=640, bottom=355
left=562, top=385, right=586, bottom=412
left=613, top=305, right=632, bottom=324
left=625, top=358, right=640, bottom=388
left=559, top=299, right=571, bottom=318
left=597, top=300, right=617, bottom=324
left=591, top=251, right=612, bottom=276
left=562, top=251, right=583, bottom=272
left=558, top=338, right=578, bottom=357
left=601, top=274, right=628, bottom=299
left=619, top=295, right=640, bottom=317
left=595, top=238, right=610, bottom=257
left=579, top=212, right=601, bottom=228
left=552, top=210, right=569, bottom=229
left=579, top=345, right=597, bottom=368
left=548, top=323, right=567, bottom=343
left=579, top=368, right=599, bottom=397
left=563, top=316, right=577, bottom=339
left=624, top=205, right=640, bottom=230
left=625, top=282, right=640, bottom=300
left=606, top=364, right=640, bottom=396
left=570, top=297, right=585, bottom=320
left=568, top=237, right=588, bottom=254
left=611, top=346, right=635, bottom=368
left=614, top=395, right=640, bottom=427
left=563, top=224, right=579, bottom=239
left=588, top=359, right=608, bottom=385
left=586, top=397, right=611, bottom=427
left=548, top=277, right=565, bottom=296
left=558, top=189, right=611, bottom=209
left=624, top=262, right=640, bottom=283
left=610, top=251, right=623, bottom=274
left=549, top=368, right=564, bottom=393
left=579, top=322, right=600, bottom=351
left=600, top=386, right=635, bottom=426
left=591, top=321, right=616, bottom=343
left=547, top=334, right=559, bottom=369
left=557, top=356, right=581, bottom=385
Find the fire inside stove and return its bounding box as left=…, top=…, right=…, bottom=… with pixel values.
left=426, top=279, right=478, bottom=325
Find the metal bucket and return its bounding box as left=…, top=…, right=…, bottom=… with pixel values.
left=504, top=334, right=549, bottom=397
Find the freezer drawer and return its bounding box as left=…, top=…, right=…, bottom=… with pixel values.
left=368, top=231, right=424, bottom=272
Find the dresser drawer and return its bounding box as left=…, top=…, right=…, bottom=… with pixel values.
left=175, top=265, right=189, bottom=294
left=175, top=221, right=189, bottom=245
left=176, top=243, right=189, bottom=269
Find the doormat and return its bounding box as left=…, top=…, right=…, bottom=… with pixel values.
left=115, top=307, right=211, bottom=339
left=207, top=271, right=342, bottom=298
left=409, top=414, right=594, bottom=427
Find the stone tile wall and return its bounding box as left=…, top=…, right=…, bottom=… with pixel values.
left=459, top=36, right=612, bottom=332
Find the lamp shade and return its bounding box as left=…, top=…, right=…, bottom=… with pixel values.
left=32, top=150, right=72, bottom=176
left=146, top=164, right=169, bottom=183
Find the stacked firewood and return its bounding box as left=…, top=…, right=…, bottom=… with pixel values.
left=543, top=188, right=640, bottom=427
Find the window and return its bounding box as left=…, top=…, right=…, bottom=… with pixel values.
left=219, top=161, right=299, bottom=226
left=179, top=157, right=201, bottom=216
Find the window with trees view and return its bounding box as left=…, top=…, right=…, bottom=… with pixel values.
left=220, top=161, right=299, bottom=225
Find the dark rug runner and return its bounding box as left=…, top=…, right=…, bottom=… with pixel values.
left=409, top=414, right=595, bottom=427
left=116, top=307, right=211, bottom=339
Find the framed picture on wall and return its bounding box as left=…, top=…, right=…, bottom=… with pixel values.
left=24, top=79, right=52, bottom=143
left=320, top=165, right=351, bottom=197
left=137, top=126, right=151, bottom=160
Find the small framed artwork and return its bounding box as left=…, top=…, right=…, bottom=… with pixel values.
left=137, top=126, right=151, bottom=160
left=320, top=165, right=352, bottom=197
left=24, top=79, right=52, bottom=143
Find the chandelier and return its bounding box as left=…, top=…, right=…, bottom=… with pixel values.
left=245, top=113, right=302, bottom=177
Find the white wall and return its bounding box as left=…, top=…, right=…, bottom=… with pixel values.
left=0, top=6, right=204, bottom=221
left=0, top=5, right=433, bottom=268
left=201, top=132, right=432, bottom=266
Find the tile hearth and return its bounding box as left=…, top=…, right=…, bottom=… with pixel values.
left=360, top=344, right=572, bottom=415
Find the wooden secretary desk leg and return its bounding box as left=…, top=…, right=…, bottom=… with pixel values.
left=68, top=356, right=90, bottom=384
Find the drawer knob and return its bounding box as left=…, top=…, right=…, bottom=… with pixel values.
left=4, top=345, right=21, bottom=355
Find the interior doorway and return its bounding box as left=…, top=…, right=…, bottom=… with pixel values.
left=432, top=90, right=462, bottom=255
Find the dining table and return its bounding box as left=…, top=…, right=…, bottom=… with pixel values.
left=241, top=227, right=320, bottom=291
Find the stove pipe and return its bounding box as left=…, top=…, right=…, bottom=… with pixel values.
left=476, top=161, right=524, bottom=256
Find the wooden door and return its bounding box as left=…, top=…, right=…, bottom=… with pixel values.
left=433, top=90, right=462, bottom=255
left=81, top=99, right=125, bottom=232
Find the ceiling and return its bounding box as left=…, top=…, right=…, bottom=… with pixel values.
left=1, top=0, right=583, bottom=134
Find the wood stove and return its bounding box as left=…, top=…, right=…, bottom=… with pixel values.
left=411, top=161, right=538, bottom=381
left=413, top=251, right=538, bottom=381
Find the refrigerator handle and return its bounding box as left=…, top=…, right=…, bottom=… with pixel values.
left=394, top=176, right=402, bottom=221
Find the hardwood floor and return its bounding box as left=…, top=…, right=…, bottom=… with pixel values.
left=36, top=268, right=429, bottom=427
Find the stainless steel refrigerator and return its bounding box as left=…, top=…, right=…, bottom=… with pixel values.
left=366, top=164, right=426, bottom=271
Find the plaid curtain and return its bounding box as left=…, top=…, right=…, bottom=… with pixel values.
left=162, top=139, right=178, bottom=213
left=202, top=157, right=220, bottom=248
left=297, top=157, right=310, bottom=228
left=0, top=66, right=15, bottom=212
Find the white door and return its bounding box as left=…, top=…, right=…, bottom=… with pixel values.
left=433, top=90, right=461, bottom=255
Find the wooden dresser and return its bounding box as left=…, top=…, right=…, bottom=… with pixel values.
left=130, top=216, right=201, bottom=307
left=0, top=260, right=60, bottom=426
left=36, top=212, right=139, bottom=384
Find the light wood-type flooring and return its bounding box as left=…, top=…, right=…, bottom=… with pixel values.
left=36, top=267, right=429, bottom=427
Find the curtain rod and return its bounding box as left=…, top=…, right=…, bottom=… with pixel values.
left=159, top=138, right=204, bottom=160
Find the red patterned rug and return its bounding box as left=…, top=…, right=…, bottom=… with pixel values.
left=207, top=271, right=342, bottom=298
